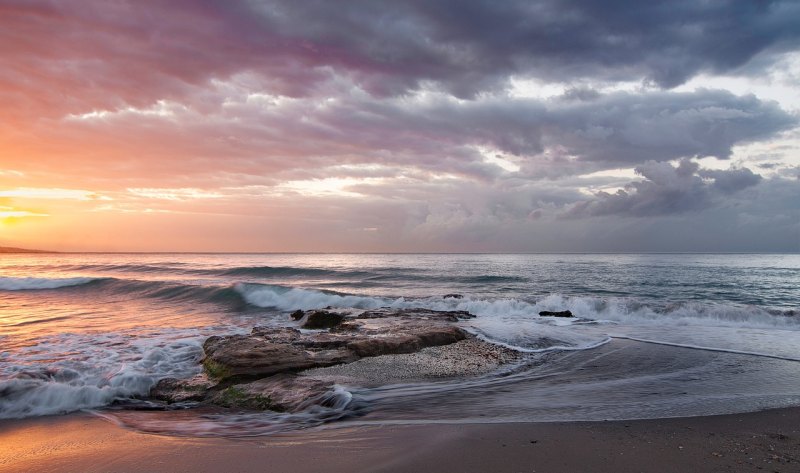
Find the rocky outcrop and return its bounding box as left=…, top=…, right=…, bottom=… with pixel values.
left=202, top=308, right=472, bottom=382
left=207, top=375, right=333, bottom=412
left=299, top=309, right=346, bottom=329
left=150, top=374, right=215, bottom=403
left=150, top=307, right=490, bottom=413
left=539, top=310, right=574, bottom=318
left=305, top=338, right=521, bottom=386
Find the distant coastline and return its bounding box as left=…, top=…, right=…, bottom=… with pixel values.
left=0, top=246, right=55, bottom=254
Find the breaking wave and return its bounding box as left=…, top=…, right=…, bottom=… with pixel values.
left=234, top=283, right=800, bottom=330
left=0, top=276, right=101, bottom=291
left=4, top=274, right=795, bottom=332
left=100, top=385, right=356, bottom=437
left=0, top=339, right=203, bottom=419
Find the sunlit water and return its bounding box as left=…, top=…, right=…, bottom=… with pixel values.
left=1, top=253, right=798, bottom=436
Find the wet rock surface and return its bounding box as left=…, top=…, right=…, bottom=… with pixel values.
left=150, top=374, right=215, bottom=404
left=298, top=309, right=346, bottom=329
left=207, top=375, right=334, bottom=412
left=149, top=307, right=515, bottom=415
left=304, top=338, right=522, bottom=386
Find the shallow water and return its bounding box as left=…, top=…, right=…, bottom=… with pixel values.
left=1, top=253, right=798, bottom=436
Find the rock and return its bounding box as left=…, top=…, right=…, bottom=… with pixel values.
left=443, top=293, right=464, bottom=299
left=160, top=307, right=514, bottom=413
left=201, top=308, right=474, bottom=382
left=304, top=338, right=521, bottom=386
left=290, top=310, right=305, bottom=320
left=202, top=335, right=318, bottom=380
left=208, top=374, right=334, bottom=412
left=300, top=309, right=346, bottom=329
left=357, top=307, right=474, bottom=321
left=149, top=374, right=214, bottom=403
left=539, top=310, right=574, bottom=318
left=342, top=325, right=468, bottom=358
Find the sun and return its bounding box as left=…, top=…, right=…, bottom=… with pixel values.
left=0, top=207, right=49, bottom=225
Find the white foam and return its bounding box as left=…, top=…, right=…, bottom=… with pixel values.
left=236, top=284, right=799, bottom=331
left=473, top=332, right=612, bottom=353
left=97, top=384, right=356, bottom=437
left=0, top=338, right=204, bottom=419
left=235, top=283, right=395, bottom=311
left=0, top=276, right=99, bottom=291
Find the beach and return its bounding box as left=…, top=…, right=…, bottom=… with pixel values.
left=2, top=408, right=799, bottom=473
left=1, top=253, right=799, bottom=470
left=3, top=1, right=799, bottom=470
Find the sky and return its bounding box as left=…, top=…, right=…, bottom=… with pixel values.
left=0, top=0, right=798, bottom=252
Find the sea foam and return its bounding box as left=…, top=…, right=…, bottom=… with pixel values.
left=234, top=283, right=800, bottom=331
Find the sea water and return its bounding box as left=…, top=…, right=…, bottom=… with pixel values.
left=0, top=253, right=798, bottom=436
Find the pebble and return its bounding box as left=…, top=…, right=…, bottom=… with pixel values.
left=303, top=338, right=521, bottom=385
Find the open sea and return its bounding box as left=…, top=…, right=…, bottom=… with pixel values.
left=1, top=253, right=798, bottom=436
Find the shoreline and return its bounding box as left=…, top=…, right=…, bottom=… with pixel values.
left=2, top=407, right=798, bottom=472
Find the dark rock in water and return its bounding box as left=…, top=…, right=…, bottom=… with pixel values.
left=203, top=308, right=472, bottom=382
left=357, top=307, right=474, bottom=321
left=203, top=336, right=313, bottom=380
left=290, top=309, right=305, bottom=320
left=154, top=307, right=485, bottom=413
left=208, top=374, right=333, bottom=412
left=346, top=325, right=467, bottom=357
left=539, top=310, right=574, bottom=318
left=443, top=293, right=463, bottom=299
left=330, top=321, right=361, bottom=332
left=300, top=309, right=346, bottom=329
left=149, top=375, right=214, bottom=403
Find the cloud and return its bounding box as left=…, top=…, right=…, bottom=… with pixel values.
left=2, top=0, right=799, bottom=123
left=0, top=0, right=798, bottom=252
left=4, top=83, right=792, bottom=192
left=567, top=160, right=763, bottom=218
left=700, top=167, right=763, bottom=194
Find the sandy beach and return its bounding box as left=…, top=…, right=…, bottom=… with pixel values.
left=2, top=407, right=798, bottom=473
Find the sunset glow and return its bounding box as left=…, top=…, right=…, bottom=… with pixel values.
left=0, top=1, right=798, bottom=252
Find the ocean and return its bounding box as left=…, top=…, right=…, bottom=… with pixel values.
left=1, top=253, right=798, bottom=436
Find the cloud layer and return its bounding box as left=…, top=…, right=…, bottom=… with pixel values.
left=0, top=0, right=798, bottom=251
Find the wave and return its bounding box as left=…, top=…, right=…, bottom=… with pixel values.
left=0, top=276, right=101, bottom=291
left=234, top=284, right=798, bottom=329
left=75, top=279, right=249, bottom=310
left=66, top=263, right=192, bottom=273
left=5, top=274, right=796, bottom=333
left=0, top=277, right=251, bottom=314
left=462, top=275, right=528, bottom=284
left=221, top=266, right=370, bottom=279
left=235, top=283, right=392, bottom=311
left=0, top=339, right=203, bottom=419
left=99, top=385, right=355, bottom=437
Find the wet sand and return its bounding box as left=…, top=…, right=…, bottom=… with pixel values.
left=1, top=407, right=799, bottom=473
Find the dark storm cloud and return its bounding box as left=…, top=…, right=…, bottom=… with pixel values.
left=542, top=89, right=797, bottom=165
left=567, top=160, right=763, bottom=218
left=701, top=167, right=763, bottom=194
left=1, top=0, right=798, bottom=252
left=2, top=0, right=799, bottom=118
left=245, top=0, right=800, bottom=94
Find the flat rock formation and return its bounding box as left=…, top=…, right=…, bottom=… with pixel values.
left=150, top=307, right=516, bottom=414
left=304, top=338, right=521, bottom=386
